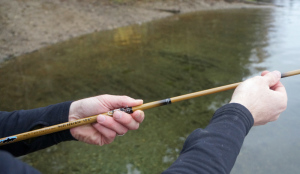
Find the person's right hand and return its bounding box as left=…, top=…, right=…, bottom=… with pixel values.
left=230, top=70, right=287, bottom=126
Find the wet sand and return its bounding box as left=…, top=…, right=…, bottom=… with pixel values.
left=0, top=0, right=272, bottom=62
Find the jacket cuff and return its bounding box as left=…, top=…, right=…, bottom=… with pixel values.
left=57, top=101, right=77, bottom=141
left=211, top=103, right=254, bottom=135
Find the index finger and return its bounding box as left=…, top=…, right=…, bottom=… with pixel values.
left=262, top=70, right=286, bottom=93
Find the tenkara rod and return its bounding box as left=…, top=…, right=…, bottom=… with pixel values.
left=1, top=69, right=300, bottom=146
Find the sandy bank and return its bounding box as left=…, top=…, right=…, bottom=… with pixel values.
left=0, top=0, right=272, bottom=62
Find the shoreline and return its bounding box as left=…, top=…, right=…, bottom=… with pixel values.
left=0, top=0, right=273, bottom=62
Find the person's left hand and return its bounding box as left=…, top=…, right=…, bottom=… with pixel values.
left=68, top=95, right=144, bottom=146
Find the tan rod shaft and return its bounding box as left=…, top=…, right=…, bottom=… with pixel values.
left=1, top=69, right=300, bottom=146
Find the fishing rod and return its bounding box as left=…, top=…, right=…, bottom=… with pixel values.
left=1, top=69, right=300, bottom=146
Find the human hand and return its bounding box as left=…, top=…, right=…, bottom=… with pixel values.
left=230, top=71, right=287, bottom=126
left=68, top=95, right=144, bottom=145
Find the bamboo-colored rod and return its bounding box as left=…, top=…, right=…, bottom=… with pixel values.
left=281, top=69, right=300, bottom=78
left=1, top=69, right=300, bottom=146
left=4, top=117, right=98, bottom=144
left=131, top=82, right=241, bottom=112
left=132, top=100, right=169, bottom=111
left=0, top=113, right=110, bottom=145
left=171, top=82, right=241, bottom=103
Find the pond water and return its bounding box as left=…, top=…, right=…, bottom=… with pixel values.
left=0, top=1, right=299, bottom=173
left=232, top=0, right=300, bottom=173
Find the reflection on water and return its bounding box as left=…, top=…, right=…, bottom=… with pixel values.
left=0, top=5, right=296, bottom=174
left=126, top=163, right=141, bottom=174
left=114, top=26, right=143, bottom=46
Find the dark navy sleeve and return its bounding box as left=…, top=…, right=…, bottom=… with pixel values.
left=162, top=103, right=254, bottom=174
left=0, top=101, right=76, bottom=157
left=0, top=150, right=41, bottom=174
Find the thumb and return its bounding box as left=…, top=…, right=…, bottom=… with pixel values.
left=263, top=70, right=281, bottom=87
left=101, top=95, right=143, bottom=109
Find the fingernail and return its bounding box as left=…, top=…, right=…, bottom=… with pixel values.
left=98, top=115, right=106, bottom=123
left=136, top=99, right=143, bottom=103
left=136, top=111, right=141, bottom=119
left=114, top=111, right=122, bottom=119
left=273, top=71, right=281, bottom=78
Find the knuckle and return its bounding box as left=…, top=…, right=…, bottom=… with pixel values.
left=122, top=95, right=130, bottom=99
left=252, top=76, right=263, bottom=82
left=107, top=132, right=116, bottom=139
left=270, top=118, right=277, bottom=122
left=121, top=95, right=130, bottom=101
left=121, top=95, right=133, bottom=106
left=101, top=94, right=110, bottom=99
left=105, top=121, right=114, bottom=128
left=122, top=116, right=132, bottom=125
left=277, top=102, right=287, bottom=112
left=270, top=115, right=279, bottom=122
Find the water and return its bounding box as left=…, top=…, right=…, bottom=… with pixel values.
left=232, top=1, right=300, bottom=173
left=0, top=2, right=299, bottom=173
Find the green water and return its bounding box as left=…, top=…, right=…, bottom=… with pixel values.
left=1, top=5, right=299, bottom=173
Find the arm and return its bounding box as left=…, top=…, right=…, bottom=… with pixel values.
left=163, top=71, right=287, bottom=174
left=163, top=103, right=253, bottom=174
left=0, top=101, right=74, bottom=157
left=0, top=95, right=145, bottom=156
left=0, top=150, right=41, bottom=174
left=0, top=95, right=144, bottom=174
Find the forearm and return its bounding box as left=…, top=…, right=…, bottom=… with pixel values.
left=163, top=103, right=254, bottom=174
left=0, top=150, right=41, bottom=174
left=0, top=101, right=75, bottom=156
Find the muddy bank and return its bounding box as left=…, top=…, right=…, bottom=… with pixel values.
left=0, top=0, right=272, bottom=62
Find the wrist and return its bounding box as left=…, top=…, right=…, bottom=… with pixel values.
left=212, top=103, right=254, bottom=132
left=68, top=101, right=82, bottom=121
